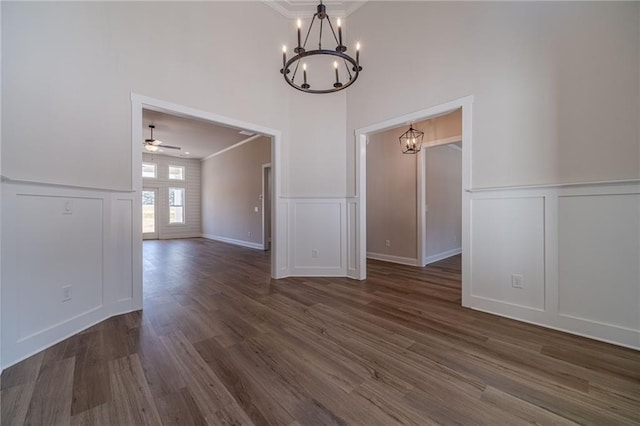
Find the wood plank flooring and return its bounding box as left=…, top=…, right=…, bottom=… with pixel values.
left=2, top=238, right=640, bottom=425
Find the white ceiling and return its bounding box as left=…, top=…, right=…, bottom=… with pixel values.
left=264, top=0, right=367, bottom=18
left=142, top=109, right=257, bottom=160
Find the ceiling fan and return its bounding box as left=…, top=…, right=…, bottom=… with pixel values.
left=144, top=124, right=181, bottom=152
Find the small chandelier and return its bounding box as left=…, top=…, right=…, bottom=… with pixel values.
left=280, top=1, right=362, bottom=94
left=399, top=126, right=424, bottom=154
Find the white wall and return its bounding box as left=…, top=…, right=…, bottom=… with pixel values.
left=201, top=137, right=271, bottom=249
left=2, top=2, right=284, bottom=190
left=2, top=1, right=350, bottom=199
left=142, top=153, right=201, bottom=239
left=289, top=89, right=347, bottom=197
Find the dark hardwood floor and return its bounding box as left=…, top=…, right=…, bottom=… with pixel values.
left=2, top=238, right=640, bottom=425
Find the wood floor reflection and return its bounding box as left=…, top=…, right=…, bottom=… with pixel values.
left=2, top=238, right=639, bottom=425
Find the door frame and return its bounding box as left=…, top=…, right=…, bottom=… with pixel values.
left=262, top=163, right=272, bottom=251
left=353, top=95, right=472, bottom=307
left=142, top=187, right=159, bottom=240
left=131, top=94, right=286, bottom=309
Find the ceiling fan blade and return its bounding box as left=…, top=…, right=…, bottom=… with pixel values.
left=161, top=145, right=181, bottom=150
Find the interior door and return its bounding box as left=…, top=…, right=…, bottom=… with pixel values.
left=142, top=188, right=159, bottom=240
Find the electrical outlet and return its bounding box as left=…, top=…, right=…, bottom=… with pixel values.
left=62, top=285, right=72, bottom=302
left=385, top=240, right=391, bottom=247
left=311, top=249, right=319, bottom=258
left=511, top=274, right=524, bottom=289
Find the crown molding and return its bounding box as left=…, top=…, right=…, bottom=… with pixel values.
left=263, top=0, right=367, bottom=19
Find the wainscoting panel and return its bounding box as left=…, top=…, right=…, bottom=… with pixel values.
left=558, top=193, right=640, bottom=333
left=111, top=197, right=134, bottom=302
left=467, top=181, right=640, bottom=349
left=276, top=198, right=290, bottom=278
left=1, top=181, right=138, bottom=369
left=289, top=198, right=346, bottom=276
left=470, top=196, right=546, bottom=311
left=347, top=198, right=358, bottom=278
left=15, top=194, right=104, bottom=341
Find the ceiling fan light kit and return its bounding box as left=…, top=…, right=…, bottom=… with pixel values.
left=144, top=124, right=181, bottom=152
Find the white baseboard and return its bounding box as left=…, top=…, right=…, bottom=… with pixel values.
left=423, top=247, right=462, bottom=265
left=288, top=267, right=347, bottom=277
left=201, top=233, right=264, bottom=250
left=367, top=252, right=421, bottom=266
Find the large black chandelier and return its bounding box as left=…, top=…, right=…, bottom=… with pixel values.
left=280, top=1, right=362, bottom=94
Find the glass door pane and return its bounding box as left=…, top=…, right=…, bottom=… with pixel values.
left=142, top=189, right=158, bottom=239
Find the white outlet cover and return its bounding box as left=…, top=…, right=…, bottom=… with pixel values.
left=511, top=274, right=524, bottom=289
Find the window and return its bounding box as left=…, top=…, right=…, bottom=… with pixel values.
left=168, top=165, right=185, bottom=180
left=169, top=187, right=185, bottom=224
left=142, top=163, right=157, bottom=178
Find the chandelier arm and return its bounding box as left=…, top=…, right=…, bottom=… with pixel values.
left=291, top=59, right=301, bottom=83
left=302, top=15, right=316, bottom=50
left=342, top=57, right=353, bottom=81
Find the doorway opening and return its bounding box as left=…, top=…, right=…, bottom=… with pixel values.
left=365, top=109, right=462, bottom=267
left=353, top=96, right=472, bottom=306
left=130, top=94, right=285, bottom=308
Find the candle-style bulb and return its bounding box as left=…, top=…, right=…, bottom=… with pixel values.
left=281, top=45, right=287, bottom=72
left=333, top=61, right=338, bottom=69
left=337, top=18, right=343, bottom=47
left=297, top=19, right=302, bottom=29
left=356, top=42, right=360, bottom=51
left=296, top=19, right=302, bottom=49
left=302, top=63, right=308, bottom=86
